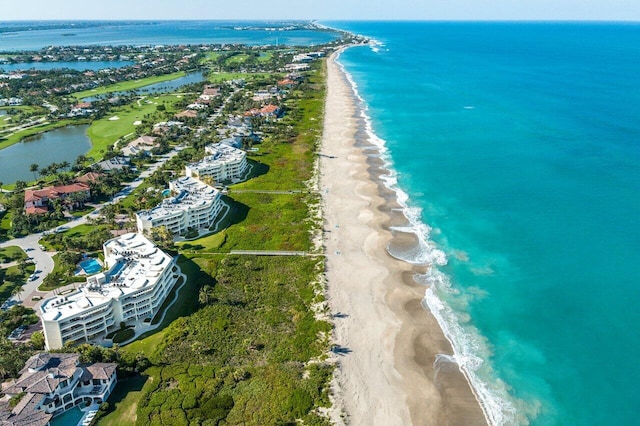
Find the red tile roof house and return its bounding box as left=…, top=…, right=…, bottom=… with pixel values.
left=74, top=102, right=92, bottom=109
left=24, top=183, right=91, bottom=215
left=244, top=104, right=283, bottom=118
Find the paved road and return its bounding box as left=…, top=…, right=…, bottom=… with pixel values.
left=0, top=144, right=185, bottom=308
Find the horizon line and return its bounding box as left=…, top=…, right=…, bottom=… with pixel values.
left=0, top=18, right=639, bottom=23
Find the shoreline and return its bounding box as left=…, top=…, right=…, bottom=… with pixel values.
left=321, top=48, right=487, bottom=425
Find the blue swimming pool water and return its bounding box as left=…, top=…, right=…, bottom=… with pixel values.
left=49, top=406, right=84, bottom=426
left=79, top=258, right=102, bottom=275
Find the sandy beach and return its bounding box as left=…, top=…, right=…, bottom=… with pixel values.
left=321, top=49, right=487, bottom=425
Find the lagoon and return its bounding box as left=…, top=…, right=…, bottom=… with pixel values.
left=0, top=61, right=134, bottom=72
left=81, top=71, right=205, bottom=102
left=0, top=21, right=339, bottom=51
left=0, top=124, right=91, bottom=183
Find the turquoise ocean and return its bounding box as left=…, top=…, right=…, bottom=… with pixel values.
left=331, top=22, right=640, bottom=425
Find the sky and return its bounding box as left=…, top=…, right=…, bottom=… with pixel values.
left=1, top=0, right=639, bottom=21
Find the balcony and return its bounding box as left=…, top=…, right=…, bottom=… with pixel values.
left=74, top=384, right=108, bottom=398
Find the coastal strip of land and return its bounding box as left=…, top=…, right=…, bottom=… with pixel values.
left=321, top=50, right=487, bottom=425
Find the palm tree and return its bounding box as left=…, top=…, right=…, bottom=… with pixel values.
left=60, top=161, right=70, bottom=172
left=11, top=285, right=23, bottom=302
left=29, top=164, right=39, bottom=181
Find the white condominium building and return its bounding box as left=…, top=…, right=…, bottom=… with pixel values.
left=40, top=233, right=178, bottom=350
left=135, top=176, right=223, bottom=236
left=185, top=143, right=248, bottom=183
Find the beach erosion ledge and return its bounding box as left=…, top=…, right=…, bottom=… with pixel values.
left=320, top=48, right=487, bottom=425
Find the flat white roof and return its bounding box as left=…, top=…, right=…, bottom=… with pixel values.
left=41, top=233, right=173, bottom=322
left=187, top=143, right=246, bottom=173
left=136, top=176, right=220, bottom=222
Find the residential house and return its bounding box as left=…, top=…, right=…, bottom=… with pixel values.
left=95, top=156, right=130, bottom=172
left=0, top=353, right=117, bottom=425
left=121, top=135, right=158, bottom=157
left=24, top=183, right=90, bottom=215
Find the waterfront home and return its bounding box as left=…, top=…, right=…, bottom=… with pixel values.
left=40, top=233, right=179, bottom=350
left=185, top=143, right=248, bottom=183
left=0, top=353, right=116, bottom=425
left=24, top=183, right=90, bottom=215
left=136, top=176, right=223, bottom=236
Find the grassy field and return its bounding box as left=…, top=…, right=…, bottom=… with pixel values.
left=258, top=51, right=274, bottom=62
left=97, top=375, right=149, bottom=426
left=0, top=211, right=12, bottom=241
left=207, top=71, right=276, bottom=83
left=0, top=262, right=35, bottom=303
left=226, top=53, right=252, bottom=64
left=71, top=71, right=186, bottom=99
left=0, top=246, right=26, bottom=263
left=203, top=52, right=221, bottom=62
left=86, top=94, right=182, bottom=160
left=178, top=192, right=313, bottom=253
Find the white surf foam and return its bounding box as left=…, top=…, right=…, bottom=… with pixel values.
left=334, top=48, right=522, bottom=426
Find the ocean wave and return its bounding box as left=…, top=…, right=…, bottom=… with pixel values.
left=334, top=48, right=522, bottom=426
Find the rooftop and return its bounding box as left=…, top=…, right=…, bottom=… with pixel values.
left=40, top=233, right=173, bottom=322
left=136, top=176, right=220, bottom=222
left=187, top=143, right=246, bottom=172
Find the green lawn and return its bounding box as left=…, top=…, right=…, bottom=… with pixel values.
left=96, top=375, right=149, bottom=426
left=86, top=94, right=182, bottom=160
left=258, top=52, right=274, bottom=62
left=207, top=72, right=276, bottom=83
left=202, top=52, right=221, bottom=62
left=226, top=53, right=251, bottom=64
left=0, top=246, right=26, bottom=263
left=71, top=71, right=186, bottom=99
left=0, top=211, right=13, bottom=241
left=0, top=263, right=35, bottom=303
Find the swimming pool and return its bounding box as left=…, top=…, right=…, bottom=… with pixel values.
left=49, top=406, right=84, bottom=426
left=162, top=189, right=171, bottom=197
left=79, top=258, right=102, bottom=275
